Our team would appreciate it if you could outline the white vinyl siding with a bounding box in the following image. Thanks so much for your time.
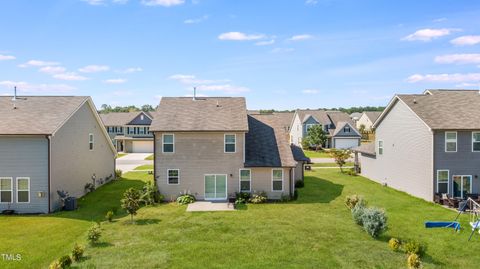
[239,169,251,192]
[162,134,174,153]
[445,132,457,152]
[16,177,30,203]
[472,132,480,152]
[224,134,236,153]
[167,169,179,185]
[436,170,449,194]
[272,169,283,191]
[0,177,13,203]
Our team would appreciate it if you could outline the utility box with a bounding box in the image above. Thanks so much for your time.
[64,197,78,211]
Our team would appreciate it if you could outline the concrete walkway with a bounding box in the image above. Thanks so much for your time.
[186,201,235,212]
[116,153,153,172]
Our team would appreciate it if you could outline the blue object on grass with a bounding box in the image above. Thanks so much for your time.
[425,221,460,231]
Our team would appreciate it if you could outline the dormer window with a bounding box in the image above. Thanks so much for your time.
[344,126,351,133]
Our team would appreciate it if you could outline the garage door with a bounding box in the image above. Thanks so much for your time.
[334,138,359,149]
[132,141,154,153]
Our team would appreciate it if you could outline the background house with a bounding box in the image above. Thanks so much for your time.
[356,111,382,131]
[0,96,116,213]
[100,111,154,153]
[355,89,480,202]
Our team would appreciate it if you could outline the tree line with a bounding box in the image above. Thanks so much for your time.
[99,104,156,114]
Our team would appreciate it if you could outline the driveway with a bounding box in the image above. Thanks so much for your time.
[116,153,152,172]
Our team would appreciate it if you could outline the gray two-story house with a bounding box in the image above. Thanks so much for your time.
[100,111,154,153]
[150,97,308,201]
[290,110,361,149]
[355,89,480,202]
[0,96,116,214]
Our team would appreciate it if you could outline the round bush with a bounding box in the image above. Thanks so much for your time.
[361,207,387,238]
[58,255,72,268]
[71,243,84,262]
[407,253,422,269]
[351,203,366,225]
[388,238,401,251]
[404,240,424,256]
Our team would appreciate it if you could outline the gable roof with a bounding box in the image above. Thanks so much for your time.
[363,111,382,123]
[375,89,480,130]
[332,121,362,137]
[297,110,331,125]
[245,114,297,167]
[326,111,355,126]
[100,111,152,126]
[150,97,249,132]
[350,112,362,120]
[0,96,89,135]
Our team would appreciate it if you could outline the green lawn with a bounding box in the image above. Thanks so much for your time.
[2,169,479,268]
[145,154,154,160]
[116,153,127,158]
[312,162,354,167]
[134,164,154,170]
[304,150,332,158]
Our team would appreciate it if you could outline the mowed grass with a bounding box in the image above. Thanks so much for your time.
[312,162,354,167]
[2,169,480,268]
[304,150,332,158]
[116,153,127,158]
[134,164,154,170]
[145,154,154,160]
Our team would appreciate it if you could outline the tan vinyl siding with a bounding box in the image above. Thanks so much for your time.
[50,102,115,211]
[359,100,434,201]
[356,113,374,131]
[289,113,303,146]
[250,167,292,199]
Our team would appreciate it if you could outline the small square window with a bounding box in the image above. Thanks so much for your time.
[168,169,179,184]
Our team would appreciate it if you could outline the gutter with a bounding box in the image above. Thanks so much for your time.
[46,135,52,213]
[153,132,157,186]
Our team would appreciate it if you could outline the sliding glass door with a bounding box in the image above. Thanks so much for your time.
[453,175,472,199]
[204,175,227,200]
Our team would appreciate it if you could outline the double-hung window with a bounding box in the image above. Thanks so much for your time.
[225,134,236,153]
[240,169,251,192]
[272,169,283,191]
[378,140,384,155]
[89,133,94,151]
[163,134,174,153]
[473,132,480,152]
[0,177,13,203]
[167,169,179,184]
[445,132,457,152]
[436,170,449,194]
[16,177,30,203]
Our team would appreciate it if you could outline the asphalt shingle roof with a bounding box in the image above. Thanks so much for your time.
[150,97,249,132]
[395,89,480,130]
[245,114,297,167]
[100,111,152,126]
[0,96,88,135]
[363,111,382,124]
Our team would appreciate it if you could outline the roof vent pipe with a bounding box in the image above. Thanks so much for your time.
[12,86,17,101]
[193,86,197,101]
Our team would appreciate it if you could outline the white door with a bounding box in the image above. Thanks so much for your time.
[132,141,154,153]
[334,138,359,149]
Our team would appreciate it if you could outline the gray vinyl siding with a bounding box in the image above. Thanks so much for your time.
[433,130,480,195]
[50,102,116,211]
[128,112,152,125]
[302,117,321,137]
[333,123,361,137]
[0,136,49,214]
[359,99,434,201]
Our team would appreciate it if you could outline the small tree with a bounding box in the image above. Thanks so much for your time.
[305,125,327,151]
[359,124,366,134]
[331,149,352,172]
[121,188,141,223]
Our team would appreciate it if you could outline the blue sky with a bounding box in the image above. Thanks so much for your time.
[1,0,479,110]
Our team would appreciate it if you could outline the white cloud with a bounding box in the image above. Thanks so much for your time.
[270,47,294,53]
[170,74,249,95]
[305,0,318,5]
[78,65,110,73]
[0,54,15,61]
[141,0,185,6]
[407,73,480,83]
[255,40,275,46]
[38,66,67,74]
[288,34,313,41]
[118,67,142,73]
[196,84,250,94]
[184,15,208,24]
[402,28,459,42]
[103,78,127,84]
[18,60,60,68]
[218,32,266,41]
[435,54,480,65]
[112,0,128,4]
[455,82,479,88]
[169,74,227,84]
[53,72,89,81]
[0,81,75,93]
[302,89,319,94]
[450,35,480,46]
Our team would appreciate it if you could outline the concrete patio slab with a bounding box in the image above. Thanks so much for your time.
[186,201,235,212]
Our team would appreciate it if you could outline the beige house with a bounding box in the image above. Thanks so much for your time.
[0,96,116,214]
[150,97,308,201]
[356,111,382,131]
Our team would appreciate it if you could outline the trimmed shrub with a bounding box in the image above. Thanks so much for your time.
[345,194,363,209]
[361,207,388,238]
[87,223,102,245]
[115,169,123,178]
[105,210,114,222]
[404,240,425,256]
[407,253,422,269]
[71,243,84,262]
[176,194,196,205]
[235,197,247,205]
[388,238,401,251]
[295,180,304,188]
[48,260,61,269]
[58,255,72,268]
[351,202,367,225]
[235,192,251,201]
[249,191,268,204]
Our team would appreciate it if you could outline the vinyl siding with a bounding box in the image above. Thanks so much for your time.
[128,112,152,125]
[0,136,49,214]
[433,130,480,195]
[289,113,303,146]
[359,100,434,201]
[50,102,115,211]
[302,117,321,137]
[356,113,374,131]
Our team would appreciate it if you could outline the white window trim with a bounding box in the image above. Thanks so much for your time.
[239,169,251,192]
[452,175,473,199]
[272,169,284,192]
[378,140,384,155]
[224,134,236,153]
[204,174,228,200]
[0,177,13,203]
[436,170,449,194]
[89,133,94,151]
[472,132,480,152]
[162,134,175,153]
[167,169,180,185]
[16,177,30,204]
[445,131,457,153]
